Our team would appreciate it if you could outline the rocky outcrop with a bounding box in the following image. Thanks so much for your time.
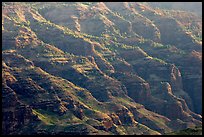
[112,72,151,103]
[145,82,202,126]
[2,84,39,135]
[109,113,122,125]
[116,107,137,125]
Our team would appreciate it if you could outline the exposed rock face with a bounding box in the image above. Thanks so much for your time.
[109,113,122,125]
[2,2,202,135]
[2,84,39,135]
[169,64,183,90]
[112,72,151,103]
[116,107,137,125]
[144,82,201,125]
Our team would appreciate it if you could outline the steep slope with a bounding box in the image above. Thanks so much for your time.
[147,2,202,17]
[166,126,202,135]
[2,2,202,135]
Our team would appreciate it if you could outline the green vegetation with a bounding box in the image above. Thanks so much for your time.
[152,57,167,64]
[32,109,56,125]
[32,109,83,126]
[166,127,202,135]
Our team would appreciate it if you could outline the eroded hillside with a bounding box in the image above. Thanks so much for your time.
[2,2,202,135]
